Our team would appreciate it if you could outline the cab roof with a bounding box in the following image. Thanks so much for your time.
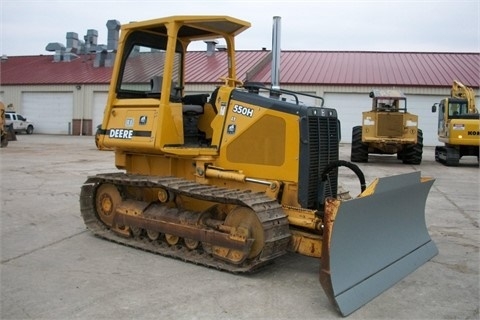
[369,89,406,100]
[123,15,251,41]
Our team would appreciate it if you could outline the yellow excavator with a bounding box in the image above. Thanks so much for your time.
[432,80,479,165]
[81,15,438,316]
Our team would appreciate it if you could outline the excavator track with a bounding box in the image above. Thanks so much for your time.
[80,172,291,273]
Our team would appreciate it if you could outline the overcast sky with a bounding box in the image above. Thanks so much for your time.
[1,0,479,56]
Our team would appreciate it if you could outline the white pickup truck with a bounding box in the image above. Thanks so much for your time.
[5,112,34,134]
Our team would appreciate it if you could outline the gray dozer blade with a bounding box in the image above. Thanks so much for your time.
[320,171,438,316]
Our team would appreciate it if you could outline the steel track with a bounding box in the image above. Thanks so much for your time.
[80,172,291,273]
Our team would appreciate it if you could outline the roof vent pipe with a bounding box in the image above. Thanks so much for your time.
[66,32,79,53]
[84,29,98,52]
[270,16,281,98]
[106,20,121,51]
[64,32,79,62]
[46,42,66,62]
[205,40,218,56]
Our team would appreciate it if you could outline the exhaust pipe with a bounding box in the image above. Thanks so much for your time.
[270,16,281,98]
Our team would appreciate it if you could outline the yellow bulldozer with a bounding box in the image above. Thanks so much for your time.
[81,15,437,316]
[351,89,423,164]
[431,80,479,166]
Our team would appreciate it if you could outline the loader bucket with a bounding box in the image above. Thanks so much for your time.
[320,171,437,316]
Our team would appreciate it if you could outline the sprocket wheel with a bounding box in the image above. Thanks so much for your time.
[212,206,265,264]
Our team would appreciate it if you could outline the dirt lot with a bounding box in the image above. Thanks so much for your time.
[1,134,478,319]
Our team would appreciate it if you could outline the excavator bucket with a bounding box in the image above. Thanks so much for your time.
[320,171,437,316]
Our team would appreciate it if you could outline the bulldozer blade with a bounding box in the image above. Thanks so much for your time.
[320,171,437,316]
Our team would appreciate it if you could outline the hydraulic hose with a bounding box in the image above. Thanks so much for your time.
[316,160,367,217]
[321,160,366,193]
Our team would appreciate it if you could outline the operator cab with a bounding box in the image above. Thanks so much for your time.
[369,89,407,112]
[96,16,254,154]
[432,98,480,120]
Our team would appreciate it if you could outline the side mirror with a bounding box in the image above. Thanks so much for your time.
[431,103,437,113]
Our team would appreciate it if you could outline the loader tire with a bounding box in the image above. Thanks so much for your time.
[0,134,8,148]
[402,129,423,165]
[350,126,368,163]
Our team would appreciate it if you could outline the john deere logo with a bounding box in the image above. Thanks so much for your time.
[109,129,133,139]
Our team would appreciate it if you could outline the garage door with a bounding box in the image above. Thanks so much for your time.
[324,93,371,143]
[92,92,108,130]
[22,92,73,134]
[405,95,444,146]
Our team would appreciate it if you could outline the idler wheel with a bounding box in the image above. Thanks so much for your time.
[95,184,121,227]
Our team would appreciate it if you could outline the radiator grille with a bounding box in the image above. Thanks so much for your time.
[377,113,404,137]
[304,116,339,208]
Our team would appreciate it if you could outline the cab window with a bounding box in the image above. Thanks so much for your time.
[117,31,183,101]
[448,102,468,116]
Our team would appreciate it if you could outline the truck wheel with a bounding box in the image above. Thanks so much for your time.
[351,126,368,162]
[26,125,34,134]
[403,129,423,164]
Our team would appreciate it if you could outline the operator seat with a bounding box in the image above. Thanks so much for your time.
[181,94,210,145]
[208,87,220,113]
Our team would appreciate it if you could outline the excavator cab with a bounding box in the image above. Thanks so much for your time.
[86,15,438,316]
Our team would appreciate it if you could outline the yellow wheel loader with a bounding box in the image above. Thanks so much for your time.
[351,90,423,164]
[431,80,480,166]
[81,16,437,316]
[0,102,8,147]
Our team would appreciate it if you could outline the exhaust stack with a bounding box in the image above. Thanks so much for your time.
[270,16,281,98]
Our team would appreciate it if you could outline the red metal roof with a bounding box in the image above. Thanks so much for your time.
[2,51,479,88]
[244,51,480,87]
[0,54,112,85]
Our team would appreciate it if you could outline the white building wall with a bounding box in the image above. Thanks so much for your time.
[1,83,478,144]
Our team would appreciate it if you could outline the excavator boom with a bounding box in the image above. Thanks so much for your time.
[452,80,477,114]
